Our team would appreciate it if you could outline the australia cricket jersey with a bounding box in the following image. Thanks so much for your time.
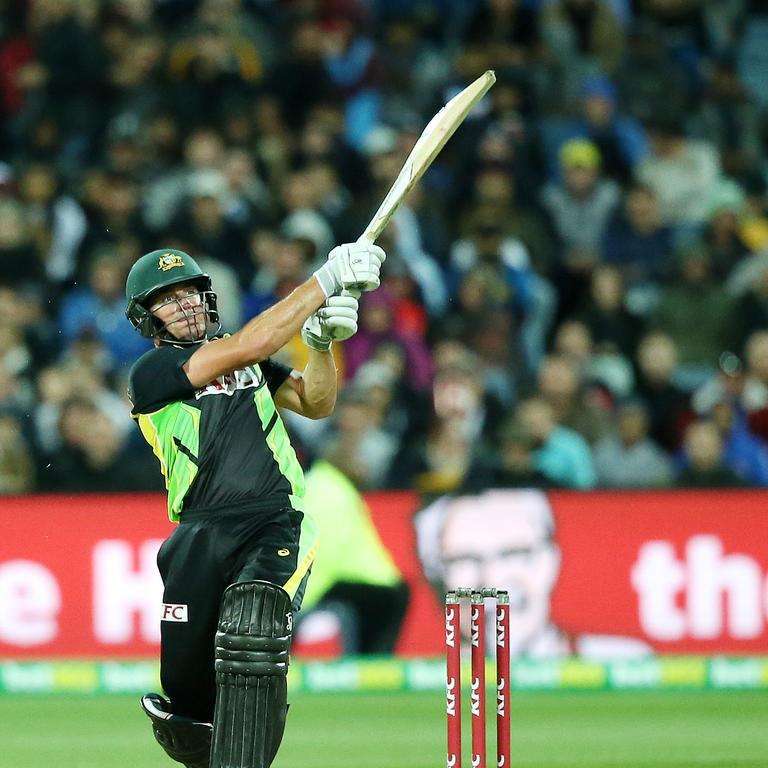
[128,344,305,522]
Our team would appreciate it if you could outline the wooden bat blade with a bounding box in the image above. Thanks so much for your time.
[359,70,496,245]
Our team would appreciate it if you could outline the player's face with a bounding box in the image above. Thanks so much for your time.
[150,282,207,341]
[440,492,560,651]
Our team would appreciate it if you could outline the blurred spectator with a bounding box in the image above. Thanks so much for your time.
[144,126,226,232]
[344,287,433,392]
[298,449,409,655]
[166,3,265,126]
[739,332,768,442]
[586,343,636,402]
[299,160,352,237]
[707,398,768,486]
[78,171,150,268]
[0,198,45,288]
[102,119,146,180]
[517,396,596,489]
[376,201,449,318]
[676,419,749,488]
[59,251,152,370]
[0,315,33,385]
[462,0,539,69]
[220,148,274,227]
[617,19,691,121]
[553,319,594,375]
[536,354,613,444]
[32,364,77,456]
[577,264,642,359]
[541,74,647,185]
[739,173,768,253]
[245,233,311,316]
[0,362,32,415]
[695,55,764,178]
[743,332,768,410]
[652,243,737,380]
[540,0,625,80]
[448,213,556,375]
[40,397,162,492]
[601,183,673,310]
[634,331,690,451]
[279,169,335,268]
[726,253,768,349]
[323,387,398,491]
[269,17,336,132]
[0,410,35,494]
[388,360,496,493]
[379,249,432,338]
[459,167,556,275]
[375,14,450,123]
[703,179,751,278]
[464,78,544,204]
[173,170,251,286]
[541,138,621,318]
[320,11,381,150]
[463,418,556,491]
[594,400,672,488]
[107,28,165,136]
[442,270,517,401]
[17,162,86,285]
[32,356,132,458]
[349,353,428,449]
[635,114,722,229]
[251,94,295,194]
[633,0,709,83]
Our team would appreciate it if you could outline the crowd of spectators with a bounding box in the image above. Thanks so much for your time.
[1,0,768,494]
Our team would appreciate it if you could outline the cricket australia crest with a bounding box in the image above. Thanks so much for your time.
[158,252,184,271]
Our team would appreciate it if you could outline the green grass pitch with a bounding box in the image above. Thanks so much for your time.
[2,690,767,768]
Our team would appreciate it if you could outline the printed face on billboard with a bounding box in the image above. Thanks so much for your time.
[415,488,656,658]
[437,490,560,652]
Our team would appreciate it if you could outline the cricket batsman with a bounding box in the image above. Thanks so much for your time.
[124,241,385,768]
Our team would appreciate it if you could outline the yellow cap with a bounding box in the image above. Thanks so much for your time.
[559,138,601,170]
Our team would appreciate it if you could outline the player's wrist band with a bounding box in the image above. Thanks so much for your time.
[302,332,332,352]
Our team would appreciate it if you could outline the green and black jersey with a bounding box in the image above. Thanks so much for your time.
[128,344,306,522]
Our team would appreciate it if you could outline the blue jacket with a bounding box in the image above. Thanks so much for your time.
[534,426,597,489]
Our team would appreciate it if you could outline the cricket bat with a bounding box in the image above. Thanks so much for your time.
[359,69,496,245]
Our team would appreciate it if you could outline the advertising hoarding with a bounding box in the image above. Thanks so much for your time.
[2,490,767,658]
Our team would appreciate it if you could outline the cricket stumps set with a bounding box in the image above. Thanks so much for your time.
[445,588,511,768]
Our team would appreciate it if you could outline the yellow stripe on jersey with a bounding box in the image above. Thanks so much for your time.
[282,510,319,599]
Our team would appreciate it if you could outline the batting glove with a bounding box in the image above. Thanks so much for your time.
[312,242,386,298]
[301,293,360,351]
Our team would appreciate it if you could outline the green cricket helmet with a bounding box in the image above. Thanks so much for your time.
[125,249,221,343]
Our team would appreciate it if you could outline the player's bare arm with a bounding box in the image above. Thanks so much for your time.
[273,349,338,419]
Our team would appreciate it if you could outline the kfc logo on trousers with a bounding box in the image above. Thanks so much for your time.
[161,603,188,622]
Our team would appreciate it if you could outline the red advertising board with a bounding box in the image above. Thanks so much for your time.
[1,490,767,658]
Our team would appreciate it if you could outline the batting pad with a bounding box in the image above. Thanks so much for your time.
[210,581,292,768]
